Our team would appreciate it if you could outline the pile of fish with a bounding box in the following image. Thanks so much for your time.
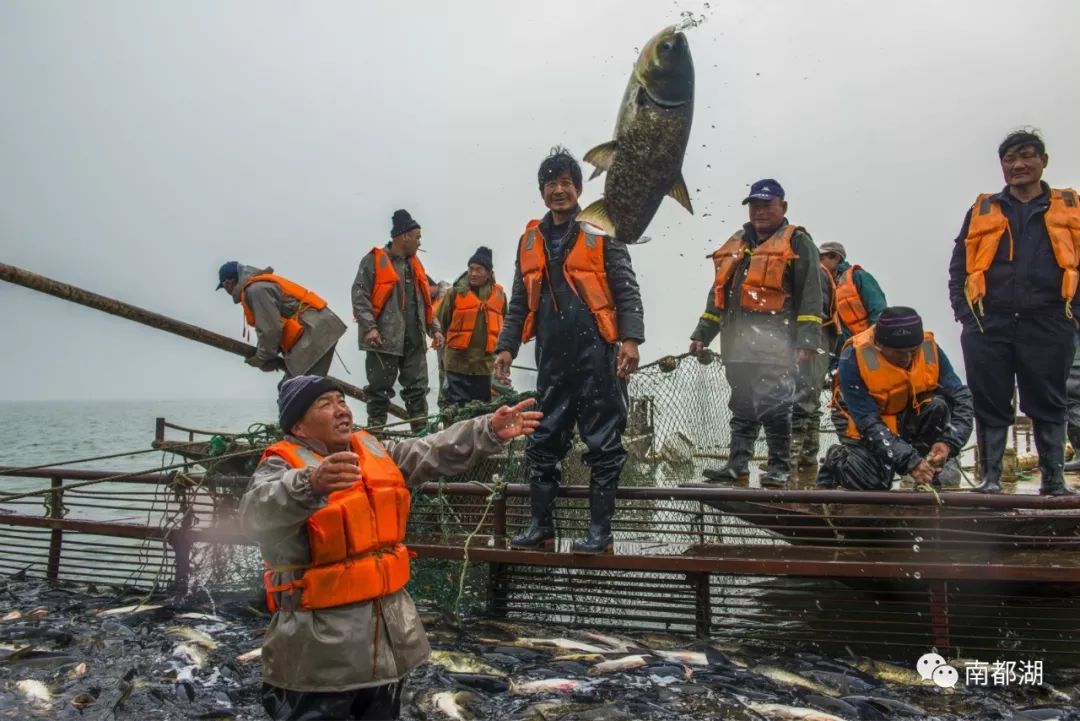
[2,576,1078,720]
[405,615,1080,721]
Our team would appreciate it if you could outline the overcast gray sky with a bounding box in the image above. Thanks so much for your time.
[2,1,1078,402]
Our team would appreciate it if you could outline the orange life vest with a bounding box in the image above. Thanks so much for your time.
[963,188,1080,314]
[834,265,871,334]
[446,283,506,353]
[709,225,801,313]
[518,220,618,344]
[241,274,328,352]
[821,263,839,331]
[369,247,434,326]
[259,431,411,612]
[837,328,940,441]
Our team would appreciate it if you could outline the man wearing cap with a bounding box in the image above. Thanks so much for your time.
[689,179,823,487]
[818,242,888,351]
[352,210,444,432]
[437,246,508,406]
[817,307,974,491]
[241,376,541,720]
[216,261,346,377]
[495,147,644,555]
[948,129,1080,495]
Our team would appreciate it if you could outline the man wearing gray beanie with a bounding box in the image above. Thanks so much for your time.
[241,375,541,720]
[817,307,973,491]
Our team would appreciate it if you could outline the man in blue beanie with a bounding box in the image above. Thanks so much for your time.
[217,261,346,377]
[436,246,507,406]
[242,375,541,720]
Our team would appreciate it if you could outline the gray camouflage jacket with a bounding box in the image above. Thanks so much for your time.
[351,246,438,357]
[239,415,507,692]
[231,264,347,375]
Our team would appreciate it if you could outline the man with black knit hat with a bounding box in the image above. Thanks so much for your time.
[495,146,645,554]
[817,307,974,491]
[241,375,541,720]
[949,129,1080,495]
[436,246,507,406]
[352,209,444,432]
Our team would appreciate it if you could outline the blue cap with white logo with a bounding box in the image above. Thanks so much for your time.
[742,179,786,205]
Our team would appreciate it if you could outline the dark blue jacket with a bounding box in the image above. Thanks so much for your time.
[838,342,974,473]
[948,182,1079,321]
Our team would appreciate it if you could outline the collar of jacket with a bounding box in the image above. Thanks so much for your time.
[283,433,335,457]
[230,264,271,303]
[539,207,581,241]
[741,218,791,248]
[453,271,493,296]
[994,180,1051,208]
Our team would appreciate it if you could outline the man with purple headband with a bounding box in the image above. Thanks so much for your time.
[817,307,974,491]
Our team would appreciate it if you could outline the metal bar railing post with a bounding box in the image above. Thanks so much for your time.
[45,476,64,581]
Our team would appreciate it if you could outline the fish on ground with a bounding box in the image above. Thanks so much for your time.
[579,25,695,244]
[652,649,712,666]
[753,665,839,697]
[513,637,613,654]
[236,647,262,663]
[97,603,164,616]
[166,625,218,650]
[840,695,926,717]
[849,657,929,686]
[430,690,480,720]
[588,654,652,675]
[512,677,592,695]
[447,673,510,694]
[429,650,507,676]
[173,642,208,669]
[746,702,845,721]
[15,679,51,708]
[580,630,638,653]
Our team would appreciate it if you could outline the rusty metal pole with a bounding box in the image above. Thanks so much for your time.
[693,572,712,638]
[929,580,950,655]
[45,476,64,581]
[155,417,166,444]
[0,261,404,418]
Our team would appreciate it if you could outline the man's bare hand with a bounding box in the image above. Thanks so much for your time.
[310,452,361,495]
[689,340,705,355]
[490,398,543,440]
[363,328,382,348]
[927,442,951,467]
[494,351,512,384]
[910,459,936,485]
[794,348,815,363]
[431,331,445,351]
[617,340,640,379]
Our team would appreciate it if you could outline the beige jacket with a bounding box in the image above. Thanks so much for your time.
[239,415,507,692]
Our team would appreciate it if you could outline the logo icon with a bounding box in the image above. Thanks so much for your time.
[917,652,959,688]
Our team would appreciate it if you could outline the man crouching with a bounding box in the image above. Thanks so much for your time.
[240,375,541,720]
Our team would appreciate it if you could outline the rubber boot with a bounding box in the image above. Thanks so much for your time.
[406,402,429,434]
[704,435,755,483]
[797,424,821,470]
[1034,422,1078,496]
[761,428,792,488]
[1065,425,1080,472]
[816,444,846,489]
[973,426,1009,494]
[788,418,805,472]
[510,471,559,549]
[572,484,615,554]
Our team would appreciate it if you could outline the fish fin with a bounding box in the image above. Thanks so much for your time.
[668,174,694,214]
[576,200,614,236]
[583,141,617,179]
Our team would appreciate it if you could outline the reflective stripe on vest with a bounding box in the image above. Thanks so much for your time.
[240,274,328,352]
[838,328,940,441]
[710,225,801,313]
[963,188,1080,312]
[834,265,871,335]
[369,247,434,326]
[517,220,619,344]
[258,431,411,612]
[446,283,506,353]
